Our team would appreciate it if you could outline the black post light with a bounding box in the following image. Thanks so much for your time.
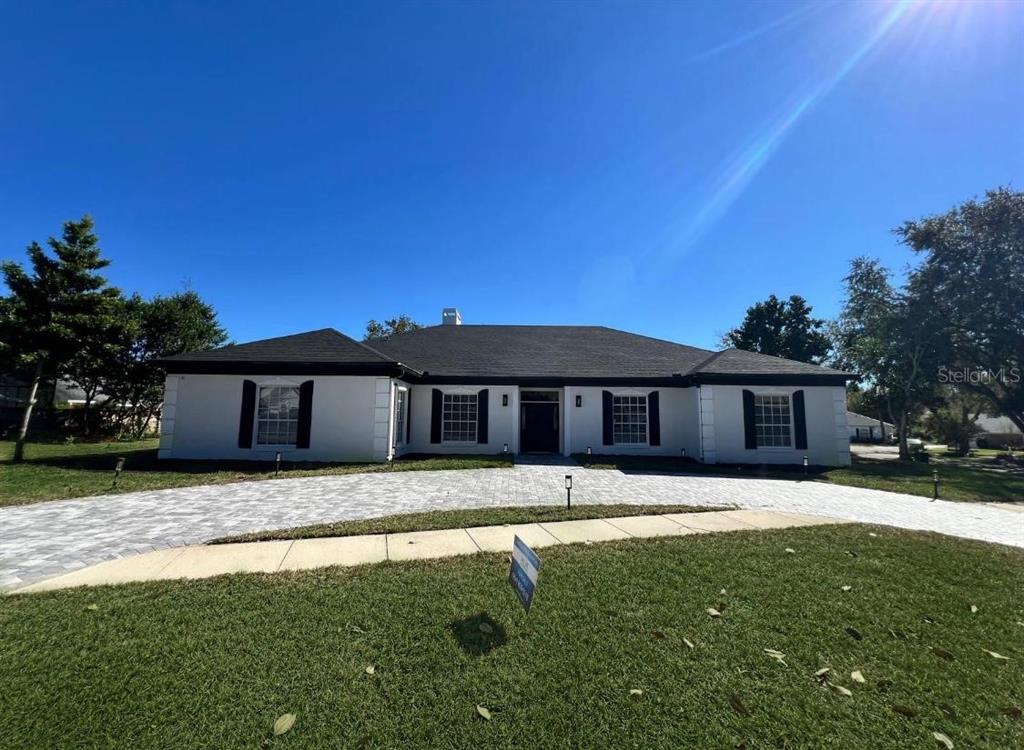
[933,470,940,500]
[586,446,592,467]
[113,457,126,487]
[803,455,809,475]
[275,451,282,477]
[565,474,572,509]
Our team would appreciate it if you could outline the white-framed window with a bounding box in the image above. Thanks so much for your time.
[442,392,477,443]
[394,388,407,445]
[613,394,648,444]
[754,393,792,448]
[257,385,300,446]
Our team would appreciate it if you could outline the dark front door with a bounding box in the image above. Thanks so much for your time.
[521,402,559,453]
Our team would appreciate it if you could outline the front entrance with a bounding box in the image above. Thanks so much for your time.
[520,391,560,453]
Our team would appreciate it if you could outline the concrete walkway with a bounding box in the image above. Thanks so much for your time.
[13,509,844,593]
[3,463,1022,591]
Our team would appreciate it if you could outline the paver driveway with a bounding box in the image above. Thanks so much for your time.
[3,463,1022,589]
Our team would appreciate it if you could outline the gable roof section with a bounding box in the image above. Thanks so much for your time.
[160,328,407,376]
[162,324,854,383]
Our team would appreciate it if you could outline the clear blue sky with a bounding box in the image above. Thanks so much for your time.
[2,1,1021,349]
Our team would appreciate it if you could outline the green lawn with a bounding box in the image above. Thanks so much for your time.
[3,525,1021,748]
[825,459,1023,503]
[578,454,1024,503]
[213,503,725,544]
[0,440,512,508]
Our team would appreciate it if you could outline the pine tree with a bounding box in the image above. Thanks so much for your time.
[0,215,121,461]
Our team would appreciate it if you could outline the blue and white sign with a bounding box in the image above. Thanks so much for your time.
[508,535,541,613]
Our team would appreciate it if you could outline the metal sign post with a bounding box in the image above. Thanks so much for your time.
[508,535,540,613]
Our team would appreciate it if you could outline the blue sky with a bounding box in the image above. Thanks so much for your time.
[2,0,1021,349]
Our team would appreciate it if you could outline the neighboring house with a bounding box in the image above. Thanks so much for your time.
[158,309,854,466]
[0,374,70,436]
[846,411,893,442]
[974,413,1023,449]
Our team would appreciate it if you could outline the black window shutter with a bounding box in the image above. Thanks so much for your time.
[477,389,489,444]
[602,390,614,445]
[742,389,757,450]
[296,380,314,449]
[405,388,413,444]
[793,390,808,450]
[430,388,442,444]
[648,391,661,446]
[238,380,257,449]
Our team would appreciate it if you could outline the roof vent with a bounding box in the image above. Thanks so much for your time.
[442,307,462,326]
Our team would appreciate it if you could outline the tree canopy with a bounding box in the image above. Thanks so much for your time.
[2,217,228,448]
[103,291,228,438]
[721,294,830,363]
[0,215,122,458]
[364,314,424,341]
[898,187,1024,432]
[831,258,945,458]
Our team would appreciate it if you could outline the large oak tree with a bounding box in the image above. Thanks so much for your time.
[832,258,944,459]
[899,187,1024,432]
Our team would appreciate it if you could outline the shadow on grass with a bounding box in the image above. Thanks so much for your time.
[5,448,513,476]
[2,446,363,475]
[449,612,507,656]
[573,454,829,482]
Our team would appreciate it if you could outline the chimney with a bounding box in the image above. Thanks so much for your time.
[442,307,462,326]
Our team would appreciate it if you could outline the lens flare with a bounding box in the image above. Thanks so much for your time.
[670,0,919,253]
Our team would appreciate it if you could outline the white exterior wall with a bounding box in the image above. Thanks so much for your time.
[159,375,851,467]
[704,384,851,466]
[401,384,517,456]
[159,373,383,462]
[564,386,701,457]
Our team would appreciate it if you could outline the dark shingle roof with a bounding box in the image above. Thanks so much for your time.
[847,411,893,428]
[164,324,853,382]
[370,325,714,379]
[690,348,850,378]
[162,328,393,364]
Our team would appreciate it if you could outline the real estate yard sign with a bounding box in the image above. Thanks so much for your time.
[508,535,540,613]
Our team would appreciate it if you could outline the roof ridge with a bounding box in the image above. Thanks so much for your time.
[204,327,338,352]
[687,348,729,375]
[325,328,397,363]
[594,326,717,356]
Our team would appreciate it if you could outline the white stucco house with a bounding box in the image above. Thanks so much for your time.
[157,309,854,466]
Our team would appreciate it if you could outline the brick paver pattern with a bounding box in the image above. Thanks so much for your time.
[3,463,1022,589]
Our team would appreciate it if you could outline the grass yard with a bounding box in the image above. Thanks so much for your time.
[2,525,1022,749]
[0,440,512,508]
[825,459,1023,503]
[578,454,1024,503]
[212,503,725,543]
